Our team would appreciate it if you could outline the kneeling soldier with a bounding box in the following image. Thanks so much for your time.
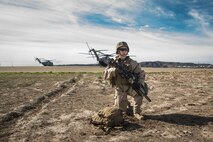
[104,41,146,120]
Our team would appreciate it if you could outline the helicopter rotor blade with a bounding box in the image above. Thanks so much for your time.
[79,52,90,55]
[34,57,38,61]
[90,52,95,59]
[95,50,108,52]
[48,59,56,62]
[86,42,95,58]
[86,42,91,51]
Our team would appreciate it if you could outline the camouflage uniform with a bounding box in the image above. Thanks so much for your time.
[104,42,145,116]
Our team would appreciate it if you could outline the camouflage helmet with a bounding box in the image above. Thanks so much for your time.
[116,41,129,54]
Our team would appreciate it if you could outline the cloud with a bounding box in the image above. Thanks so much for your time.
[151,6,175,17]
[188,9,213,37]
[0,0,213,66]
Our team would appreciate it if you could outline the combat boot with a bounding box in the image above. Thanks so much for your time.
[134,113,144,120]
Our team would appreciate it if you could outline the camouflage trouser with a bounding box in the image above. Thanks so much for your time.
[114,89,143,115]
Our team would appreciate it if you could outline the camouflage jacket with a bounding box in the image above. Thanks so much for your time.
[103,56,145,92]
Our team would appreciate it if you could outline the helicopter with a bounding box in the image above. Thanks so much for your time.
[81,42,136,67]
[35,57,54,66]
[80,42,115,67]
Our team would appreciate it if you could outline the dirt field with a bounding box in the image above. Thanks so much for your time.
[0,67,213,142]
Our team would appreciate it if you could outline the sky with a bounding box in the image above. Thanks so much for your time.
[0,0,213,66]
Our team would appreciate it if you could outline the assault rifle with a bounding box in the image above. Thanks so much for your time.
[109,59,151,102]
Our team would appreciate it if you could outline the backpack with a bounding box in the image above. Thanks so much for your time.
[91,107,124,127]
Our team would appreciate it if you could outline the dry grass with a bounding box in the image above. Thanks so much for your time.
[0,67,212,142]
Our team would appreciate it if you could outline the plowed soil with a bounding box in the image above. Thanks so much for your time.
[0,67,212,142]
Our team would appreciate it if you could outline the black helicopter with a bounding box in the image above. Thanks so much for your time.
[80,42,115,67]
[35,57,54,66]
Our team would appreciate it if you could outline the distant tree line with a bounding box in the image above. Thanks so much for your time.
[140,61,213,68]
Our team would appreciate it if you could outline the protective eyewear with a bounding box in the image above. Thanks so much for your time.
[119,48,128,51]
